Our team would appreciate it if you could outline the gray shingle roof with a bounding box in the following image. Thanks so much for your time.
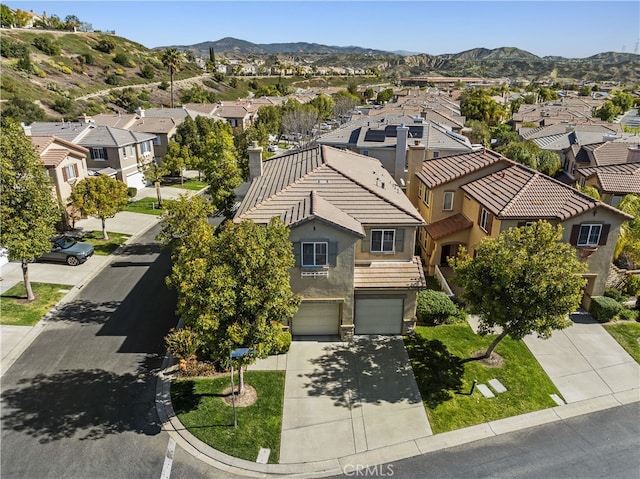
[27,122,155,147]
[235,145,424,226]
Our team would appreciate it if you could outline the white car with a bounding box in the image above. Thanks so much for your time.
[268,145,278,152]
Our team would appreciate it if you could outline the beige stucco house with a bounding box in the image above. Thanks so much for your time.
[234,144,426,339]
[406,146,632,308]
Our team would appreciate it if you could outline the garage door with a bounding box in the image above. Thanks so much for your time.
[292,302,340,336]
[125,171,146,190]
[355,298,403,335]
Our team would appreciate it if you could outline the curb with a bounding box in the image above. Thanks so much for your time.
[154,356,640,478]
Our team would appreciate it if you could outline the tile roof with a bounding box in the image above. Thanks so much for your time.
[30,135,89,167]
[235,145,424,226]
[425,213,473,240]
[280,191,365,236]
[583,142,640,166]
[578,163,640,194]
[415,148,507,187]
[354,257,426,290]
[461,164,603,220]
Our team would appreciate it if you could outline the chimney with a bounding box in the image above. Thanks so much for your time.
[627,145,640,163]
[248,141,263,180]
[395,123,409,186]
[407,140,426,204]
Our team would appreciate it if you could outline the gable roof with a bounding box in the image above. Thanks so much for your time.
[581,142,640,166]
[461,163,631,221]
[578,163,640,194]
[27,122,156,147]
[30,135,89,168]
[415,148,507,188]
[235,145,424,226]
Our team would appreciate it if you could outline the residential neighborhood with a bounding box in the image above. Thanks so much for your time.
[1,3,639,479]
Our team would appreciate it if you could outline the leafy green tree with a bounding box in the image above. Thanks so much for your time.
[577,184,601,200]
[179,85,216,103]
[611,90,634,112]
[255,105,282,136]
[64,15,81,31]
[167,217,300,393]
[363,88,375,102]
[497,140,538,169]
[578,85,592,97]
[465,120,491,146]
[0,120,60,300]
[70,176,129,240]
[615,194,640,265]
[162,141,193,185]
[376,88,394,104]
[0,4,14,26]
[537,87,559,102]
[451,221,587,360]
[139,158,169,208]
[157,194,213,252]
[491,124,519,147]
[594,101,621,121]
[459,88,505,125]
[161,48,184,108]
[0,97,48,125]
[309,94,335,121]
[200,122,242,214]
[535,149,561,177]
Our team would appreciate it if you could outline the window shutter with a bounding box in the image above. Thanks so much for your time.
[328,242,338,266]
[486,213,493,235]
[598,224,610,246]
[569,225,580,246]
[293,242,301,267]
[394,229,405,252]
[478,208,483,225]
[361,233,370,253]
[62,167,68,181]
[73,164,79,177]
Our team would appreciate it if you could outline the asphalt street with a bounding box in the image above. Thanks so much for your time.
[0,225,243,479]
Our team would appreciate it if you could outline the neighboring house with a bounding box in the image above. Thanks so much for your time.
[564,140,640,180]
[30,135,89,205]
[234,144,426,339]
[576,161,640,206]
[212,102,254,131]
[405,146,632,308]
[317,115,476,186]
[25,121,157,189]
[512,98,606,131]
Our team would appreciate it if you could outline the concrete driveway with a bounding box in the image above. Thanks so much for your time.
[278,336,432,463]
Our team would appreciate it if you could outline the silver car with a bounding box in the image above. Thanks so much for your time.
[39,236,94,266]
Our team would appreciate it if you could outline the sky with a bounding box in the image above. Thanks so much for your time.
[5,1,640,58]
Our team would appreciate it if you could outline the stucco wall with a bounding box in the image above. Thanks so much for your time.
[356,226,415,262]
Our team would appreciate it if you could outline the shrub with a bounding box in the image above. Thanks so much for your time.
[78,53,94,65]
[94,38,115,53]
[625,275,640,296]
[139,64,155,79]
[416,290,462,325]
[616,308,639,321]
[604,287,628,303]
[0,39,28,58]
[158,81,169,90]
[113,52,135,68]
[105,73,121,85]
[126,187,137,198]
[52,97,75,114]
[33,36,61,56]
[165,327,202,371]
[590,296,623,323]
[271,331,292,355]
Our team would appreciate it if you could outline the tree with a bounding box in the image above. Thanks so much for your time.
[139,158,169,207]
[465,120,491,146]
[594,101,621,121]
[610,90,634,112]
[451,221,587,360]
[0,97,48,126]
[167,217,300,394]
[200,122,242,214]
[376,88,394,104]
[161,48,184,108]
[0,4,14,26]
[535,149,561,177]
[332,90,359,120]
[70,176,129,240]
[255,105,282,136]
[615,194,640,266]
[460,88,505,125]
[0,120,60,301]
[309,94,335,121]
[162,141,193,185]
[497,140,560,176]
[281,103,320,148]
[157,194,213,252]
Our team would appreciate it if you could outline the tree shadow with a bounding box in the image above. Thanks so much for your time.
[1,357,162,443]
[302,336,425,408]
[48,299,122,325]
[404,335,465,409]
[112,242,162,256]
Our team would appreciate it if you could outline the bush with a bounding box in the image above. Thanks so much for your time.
[625,275,640,296]
[94,39,115,53]
[105,73,121,85]
[271,331,292,355]
[616,308,639,321]
[78,53,94,65]
[158,81,169,91]
[113,52,135,68]
[139,64,155,79]
[126,187,137,198]
[604,287,628,303]
[165,327,201,363]
[0,39,28,58]
[416,290,463,325]
[33,36,61,56]
[590,296,623,323]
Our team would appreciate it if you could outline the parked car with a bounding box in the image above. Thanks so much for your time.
[267,144,278,152]
[39,236,94,266]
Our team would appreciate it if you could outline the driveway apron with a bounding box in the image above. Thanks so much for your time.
[279,336,432,463]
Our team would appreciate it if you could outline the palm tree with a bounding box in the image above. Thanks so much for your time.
[161,48,184,108]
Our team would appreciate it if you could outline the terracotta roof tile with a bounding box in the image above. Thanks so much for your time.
[425,213,473,240]
[415,149,507,187]
[354,257,426,289]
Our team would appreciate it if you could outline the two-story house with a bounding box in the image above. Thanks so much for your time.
[575,161,640,207]
[405,145,632,308]
[234,144,426,340]
[25,121,157,189]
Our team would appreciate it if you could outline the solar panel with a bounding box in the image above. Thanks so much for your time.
[364,129,386,142]
[384,125,398,137]
[408,126,424,138]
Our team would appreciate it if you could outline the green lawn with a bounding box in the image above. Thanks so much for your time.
[82,231,131,255]
[0,282,72,326]
[125,197,174,215]
[171,371,285,463]
[405,324,561,434]
[604,321,640,364]
[168,179,208,191]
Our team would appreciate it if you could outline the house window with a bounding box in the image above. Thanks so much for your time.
[302,242,327,267]
[611,195,623,207]
[362,150,369,156]
[443,191,454,211]
[91,148,106,160]
[433,151,439,159]
[153,136,161,146]
[479,208,490,232]
[228,119,238,127]
[419,183,430,206]
[121,146,127,158]
[577,224,602,246]
[63,164,77,181]
[371,229,395,252]
[140,141,151,155]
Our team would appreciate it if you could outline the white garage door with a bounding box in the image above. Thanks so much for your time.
[355,298,403,335]
[125,171,146,190]
[292,302,340,336]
